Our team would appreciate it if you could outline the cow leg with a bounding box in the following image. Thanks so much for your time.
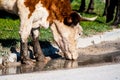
[79,0,86,12]
[19,20,33,65]
[103,0,110,16]
[17,0,34,64]
[112,0,120,26]
[106,0,117,23]
[31,28,45,62]
[86,0,94,13]
[20,40,29,64]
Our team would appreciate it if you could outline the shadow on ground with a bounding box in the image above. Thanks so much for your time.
[0,39,19,47]
[0,39,61,59]
[0,10,19,19]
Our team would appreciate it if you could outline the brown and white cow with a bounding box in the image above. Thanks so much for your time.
[0,0,97,64]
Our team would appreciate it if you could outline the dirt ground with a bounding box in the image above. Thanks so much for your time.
[0,40,120,65]
[78,40,120,55]
[0,39,120,75]
[76,39,120,66]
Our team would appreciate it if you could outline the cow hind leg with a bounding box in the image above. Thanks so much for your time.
[79,0,86,12]
[20,40,32,64]
[86,0,95,13]
[112,1,120,26]
[19,21,34,65]
[31,28,45,62]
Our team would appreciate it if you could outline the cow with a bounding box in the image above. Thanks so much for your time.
[0,0,97,65]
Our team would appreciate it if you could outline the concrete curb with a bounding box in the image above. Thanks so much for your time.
[77,29,120,48]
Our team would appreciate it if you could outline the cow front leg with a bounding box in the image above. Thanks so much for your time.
[31,28,45,62]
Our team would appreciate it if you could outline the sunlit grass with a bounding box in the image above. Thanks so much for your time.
[0,18,53,41]
[0,18,19,39]
[71,0,112,36]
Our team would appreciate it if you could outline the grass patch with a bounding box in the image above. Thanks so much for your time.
[0,18,53,41]
[71,0,112,36]
[40,28,53,41]
[80,14,111,36]
[0,18,19,39]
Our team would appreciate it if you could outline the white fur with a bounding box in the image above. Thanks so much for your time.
[0,0,17,14]
[32,2,49,29]
[0,0,49,41]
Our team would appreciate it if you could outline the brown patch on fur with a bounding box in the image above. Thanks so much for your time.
[24,0,40,18]
[41,0,72,23]
[0,0,2,6]
[24,0,72,23]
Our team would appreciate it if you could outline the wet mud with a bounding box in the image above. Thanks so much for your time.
[0,40,120,75]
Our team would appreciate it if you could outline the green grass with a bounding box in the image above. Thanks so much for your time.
[0,0,113,41]
[80,14,111,36]
[71,0,112,36]
[40,28,53,41]
[0,18,53,41]
[0,18,19,39]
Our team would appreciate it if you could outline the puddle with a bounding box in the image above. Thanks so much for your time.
[0,51,120,75]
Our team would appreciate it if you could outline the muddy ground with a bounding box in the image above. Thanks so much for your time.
[78,40,120,55]
[0,40,120,75]
[77,39,120,66]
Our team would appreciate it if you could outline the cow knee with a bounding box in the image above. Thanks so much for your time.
[31,29,39,39]
[19,30,30,42]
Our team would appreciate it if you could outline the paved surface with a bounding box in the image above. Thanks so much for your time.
[1,63,120,80]
[77,29,120,48]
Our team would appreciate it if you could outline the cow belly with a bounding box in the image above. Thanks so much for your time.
[0,0,17,14]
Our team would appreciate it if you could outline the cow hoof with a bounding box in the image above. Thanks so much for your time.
[36,57,51,64]
[21,59,35,65]
[44,57,51,64]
